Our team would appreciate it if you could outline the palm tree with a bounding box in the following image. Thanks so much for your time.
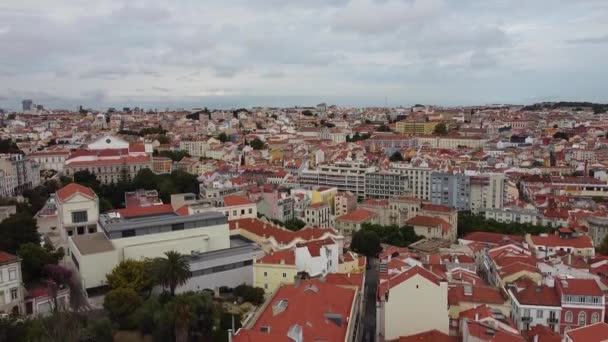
[155,251,191,296]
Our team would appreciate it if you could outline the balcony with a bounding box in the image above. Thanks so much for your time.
[547,317,559,324]
[521,316,533,323]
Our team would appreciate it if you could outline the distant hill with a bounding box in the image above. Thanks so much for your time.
[521,101,607,113]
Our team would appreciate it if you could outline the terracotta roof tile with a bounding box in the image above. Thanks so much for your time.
[56,183,97,202]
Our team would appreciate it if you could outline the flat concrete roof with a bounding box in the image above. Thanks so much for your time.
[99,210,227,232]
[71,232,115,255]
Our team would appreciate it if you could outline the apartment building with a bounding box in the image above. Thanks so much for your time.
[364,171,409,198]
[0,153,40,196]
[221,195,257,221]
[300,162,376,198]
[417,136,487,149]
[470,173,505,214]
[483,207,540,225]
[304,203,331,228]
[27,149,70,171]
[395,121,439,135]
[0,252,23,315]
[334,191,357,217]
[430,172,471,211]
[389,162,432,200]
[179,139,208,157]
[509,284,561,333]
[335,209,378,236]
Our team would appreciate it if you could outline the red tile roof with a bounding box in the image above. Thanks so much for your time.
[566,322,608,342]
[324,273,364,289]
[465,320,524,342]
[223,195,254,206]
[0,251,18,265]
[257,249,296,265]
[378,266,443,296]
[336,208,377,222]
[56,183,97,202]
[405,215,451,233]
[360,198,389,207]
[234,280,356,342]
[393,329,457,342]
[461,232,524,245]
[448,285,506,305]
[511,285,560,307]
[421,204,455,213]
[557,278,603,296]
[229,218,338,246]
[459,305,493,321]
[530,234,593,249]
[113,204,174,218]
[524,325,562,342]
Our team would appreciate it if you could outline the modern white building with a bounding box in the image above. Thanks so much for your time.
[68,206,262,293]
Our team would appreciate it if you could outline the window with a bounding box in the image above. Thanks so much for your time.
[232,210,237,216]
[171,223,184,231]
[71,210,88,223]
[0,291,4,305]
[77,226,84,235]
[241,209,245,215]
[8,268,17,281]
[283,273,287,278]
[249,208,253,214]
[536,310,544,319]
[264,272,268,277]
[592,312,600,324]
[10,288,18,301]
[264,284,268,290]
[524,309,531,317]
[565,311,573,323]
[578,312,586,326]
[88,226,96,234]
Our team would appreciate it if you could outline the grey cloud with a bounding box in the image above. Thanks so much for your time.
[567,34,608,44]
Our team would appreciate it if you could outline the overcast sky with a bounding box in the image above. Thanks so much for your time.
[1,0,607,110]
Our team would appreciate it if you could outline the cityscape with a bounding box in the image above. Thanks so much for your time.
[2,1,608,342]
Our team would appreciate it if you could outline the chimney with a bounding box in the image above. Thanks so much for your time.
[568,253,572,265]
[235,221,239,229]
[474,313,479,321]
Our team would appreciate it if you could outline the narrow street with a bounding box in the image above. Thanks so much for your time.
[361,257,378,342]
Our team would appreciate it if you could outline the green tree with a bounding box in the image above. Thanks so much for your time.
[106,259,155,294]
[433,122,448,135]
[99,198,113,213]
[0,213,40,254]
[217,132,229,143]
[301,110,313,116]
[457,211,552,237]
[131,168,158,190]
[284,218,306,231]
[104,288,142,329]
[389,151,404,162]
[0,138,23,154]
[351,229,382,257]
[250,138,265,150]
[73,170,100,191]
[17,243,63,284]
[233,284,265,305]
[157,135,170,144]
[152,251,192,296]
